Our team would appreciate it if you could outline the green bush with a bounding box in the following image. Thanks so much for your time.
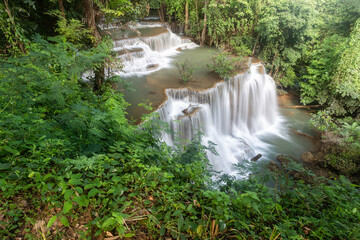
[207,52,236,79]
[176,59,194,84]
[311,111,360,175]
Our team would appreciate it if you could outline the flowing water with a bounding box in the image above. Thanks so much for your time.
[109,22,315,176]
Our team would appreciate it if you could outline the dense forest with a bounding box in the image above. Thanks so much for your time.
[0,0,359,239]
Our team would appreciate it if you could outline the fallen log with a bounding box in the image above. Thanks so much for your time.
[281,105,321,109]
[290,128,315,139]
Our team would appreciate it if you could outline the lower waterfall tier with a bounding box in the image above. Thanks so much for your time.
[158,63,283,175]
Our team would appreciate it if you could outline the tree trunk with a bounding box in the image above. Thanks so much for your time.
[201,0,208,44]
[58,0,65,17]
[3,0,25,54]
[93,67,105,92]
[81,0,104,92]
[185,0,189,32]
[252,35,259,55]
[158,2,165,22]
[81,0,101,44]
[195,0,199,33]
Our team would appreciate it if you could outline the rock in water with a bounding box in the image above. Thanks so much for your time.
[251,154,262,162]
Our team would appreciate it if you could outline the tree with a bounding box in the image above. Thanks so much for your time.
[256,0,317,81]
[300,35,346,105]
[330,18,360,116]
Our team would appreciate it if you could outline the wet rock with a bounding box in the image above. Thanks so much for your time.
[251,154,262,162]
[146,64,159,70]
[176,47,182,51]
[116,47,143,55]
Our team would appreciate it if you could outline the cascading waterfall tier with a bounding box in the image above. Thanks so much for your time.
[83,23,197,80]
[158,63,283,175]
[113,29,197,76]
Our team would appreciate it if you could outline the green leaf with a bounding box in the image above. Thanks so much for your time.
[0,163,12,170]
[275,203,283,212]
[178,215,184,231]
[239,220,249,231]
[160,225,166,236]
[172,209,182,216]
[64,189,75,200]
[112,176,122,183]
[63,201,73,214]
[75,187,83,194]
[124,233,135,237]
[3,146,20,156]
[84,183,97,190]
[102,217,116,229]
[47,216,57,229]
[74,195,89,207]
[196,225,204,236]
[0,179,7,188]
[88,188,101,198]
[28,171,36,179]
[60,216,70,227]
[69,178,83,186]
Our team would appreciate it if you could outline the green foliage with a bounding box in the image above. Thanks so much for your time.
[206,0,255,47]
[300,35,346,105]
[301,18,360,116]
[278,66,297,89]
[99,0,149,22]
[176,59,194,84]
[256,0,317,82]
[55,16,93,44]
[331,18,360,116]
[0,1,31,55]
[229,35,253,56]
[310,111,360,175]
[0,36,126,163]
[207,52,236,79]
[320,0,360,36]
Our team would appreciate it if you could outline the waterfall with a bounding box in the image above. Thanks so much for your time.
[105,22,288,176]
[158,63,282,175]
[113,30,197,76]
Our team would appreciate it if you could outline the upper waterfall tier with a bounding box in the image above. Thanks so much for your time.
[112,29,197,76]
[158,63,283,175]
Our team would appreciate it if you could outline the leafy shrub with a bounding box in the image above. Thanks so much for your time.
[229,35,253,56]
[207,52,236,79]
[176,59,194,84]
[311,111,360,175]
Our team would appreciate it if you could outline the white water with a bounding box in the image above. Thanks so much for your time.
[83,23,197,80]
[158,63,284,175]
[113,29,197,77]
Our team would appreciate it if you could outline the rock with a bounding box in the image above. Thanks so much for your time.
[251,154,262,162]
[302,152,314,163]
[276,154,295,166]
[176,47,182,51]
[267,161,279,172]
[146,63,159,70]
